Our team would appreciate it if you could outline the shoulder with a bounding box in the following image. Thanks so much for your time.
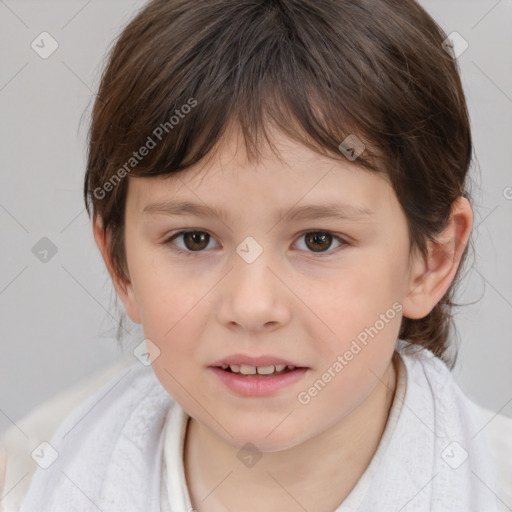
[472,402,512,510]
[396,340,512,510]
[0,356,164,512]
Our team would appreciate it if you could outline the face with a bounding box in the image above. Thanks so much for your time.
[117,125,418,452]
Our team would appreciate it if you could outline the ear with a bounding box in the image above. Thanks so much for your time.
[402,196,473,320]
[93,216,141,324]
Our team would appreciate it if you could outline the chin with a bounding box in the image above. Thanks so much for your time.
[211,417,309,453]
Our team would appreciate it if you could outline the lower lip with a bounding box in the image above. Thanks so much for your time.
[209,367,308,397]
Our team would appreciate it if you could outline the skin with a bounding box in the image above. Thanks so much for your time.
[94,123,473,512]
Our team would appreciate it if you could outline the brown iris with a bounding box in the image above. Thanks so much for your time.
[304,232,333,252]
[182,231,210,251]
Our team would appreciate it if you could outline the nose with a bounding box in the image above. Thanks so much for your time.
[216,250,291,333]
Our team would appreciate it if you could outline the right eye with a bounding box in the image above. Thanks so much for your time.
[163,230,220,255]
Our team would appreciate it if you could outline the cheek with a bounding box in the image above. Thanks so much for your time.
[125,253,205,365]
[146,308,205,405]
[311,255,405,370]
[322,261,402,329]
[126,243,186,325]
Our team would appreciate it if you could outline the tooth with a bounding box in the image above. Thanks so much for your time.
[256,365,276,375]
[226,363,294,375]
[239,364,257,375]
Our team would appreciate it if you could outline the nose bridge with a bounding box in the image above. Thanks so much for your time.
[232,235,277,299]
[217,235,289,330]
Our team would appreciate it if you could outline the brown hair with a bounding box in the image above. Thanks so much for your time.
[84,0,474,368]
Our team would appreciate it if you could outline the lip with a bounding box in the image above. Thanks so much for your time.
[209,353,305,368]
[209,366,308,397]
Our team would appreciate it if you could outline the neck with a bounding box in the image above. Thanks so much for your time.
[184,353,399,512]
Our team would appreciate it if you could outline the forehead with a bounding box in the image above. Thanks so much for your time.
[126,124,395,220]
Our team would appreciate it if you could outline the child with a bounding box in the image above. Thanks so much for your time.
[8,0,505,510]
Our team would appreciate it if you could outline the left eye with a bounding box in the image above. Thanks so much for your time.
[295,231,345,254]
[163,230,346,255]
[165,231,218,253]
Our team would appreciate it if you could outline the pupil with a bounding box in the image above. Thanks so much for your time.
[185,232,208,251]
[306,232,331,252]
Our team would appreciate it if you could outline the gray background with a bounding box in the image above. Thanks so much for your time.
[0,0,511,438]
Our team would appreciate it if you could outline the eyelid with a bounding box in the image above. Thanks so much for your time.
[162,229,349,257]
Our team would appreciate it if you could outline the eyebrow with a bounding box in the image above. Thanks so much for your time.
[142,200,375,223]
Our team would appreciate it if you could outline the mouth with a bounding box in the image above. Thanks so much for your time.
[216,363,302,377]
[209,363,309,397]
[208,354,309,396]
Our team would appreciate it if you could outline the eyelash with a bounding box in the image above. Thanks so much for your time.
[161,230,349,258]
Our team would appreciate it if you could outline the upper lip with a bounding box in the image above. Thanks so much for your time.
[209,354,306,368]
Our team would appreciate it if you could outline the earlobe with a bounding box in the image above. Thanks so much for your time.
[402,197,473,320]
[92,216,141,324]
